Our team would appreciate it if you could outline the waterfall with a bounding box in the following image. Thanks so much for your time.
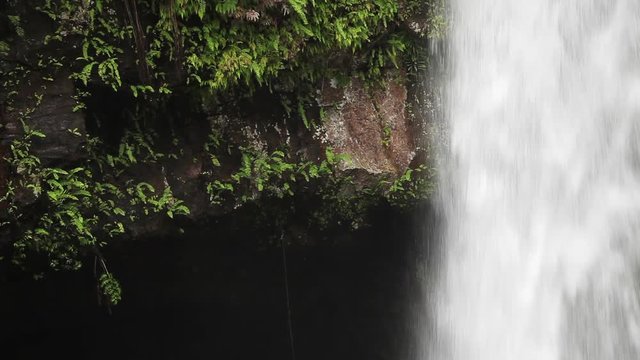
[433,0,640,359]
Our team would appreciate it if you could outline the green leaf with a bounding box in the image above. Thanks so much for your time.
[99,273,122,305]
[31,130,46,138]
[82,41,90,59]
[47,191,59,201]
[325,148,335,164]
[126,147,135,163]
[289,0,309,24]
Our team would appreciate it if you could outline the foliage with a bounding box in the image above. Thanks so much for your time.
[381,123,393,147]
[0,0,444,305]
[399,0,447,39]
[310,174,378,230]
[1,119,189,301]
[205,135,434,232]
[308,164,435,230]
[27,0,433,96]
[205,135,344,205]
[0,41,9,56]
[99,272,122,305]
[383,164,435,208]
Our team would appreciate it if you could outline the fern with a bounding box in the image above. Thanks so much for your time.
[99,273,122,305]
[289,0,308,23]
[214,0,238,15]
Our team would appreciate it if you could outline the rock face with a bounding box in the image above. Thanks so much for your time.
[0,67,422,241]
[320,76,414,176]
[1,72,86,164]
[0,71,86,223]
[166,72,418,224]
[0,1,433,249]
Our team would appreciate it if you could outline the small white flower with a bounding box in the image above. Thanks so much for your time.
[245,10,260,22]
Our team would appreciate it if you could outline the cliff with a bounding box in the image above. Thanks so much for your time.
[0,0,444,302]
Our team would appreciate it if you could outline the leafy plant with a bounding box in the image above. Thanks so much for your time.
[1,119,190,303]
[383,164,436,208]
[0,0,445,305]
[99,272,122,305]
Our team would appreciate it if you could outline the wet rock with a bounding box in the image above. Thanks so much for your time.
[320,73,414,176]
[3,72,86,164]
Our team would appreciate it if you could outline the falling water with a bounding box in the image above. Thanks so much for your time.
[434,0,640,359]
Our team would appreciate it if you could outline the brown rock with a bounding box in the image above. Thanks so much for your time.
[320,73,414,175]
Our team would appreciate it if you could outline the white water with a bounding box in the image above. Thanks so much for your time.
[434,0,640,359]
